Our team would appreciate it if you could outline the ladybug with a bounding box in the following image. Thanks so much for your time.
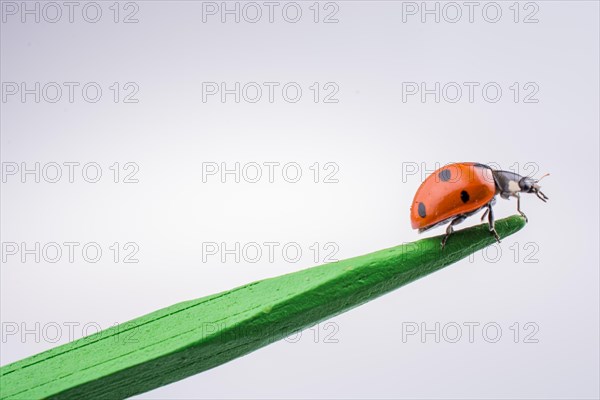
[410,162,549,248]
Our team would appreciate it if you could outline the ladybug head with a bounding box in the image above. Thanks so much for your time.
[519,174,549,202]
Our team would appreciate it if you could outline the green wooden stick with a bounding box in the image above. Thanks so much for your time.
[0,216,525,400]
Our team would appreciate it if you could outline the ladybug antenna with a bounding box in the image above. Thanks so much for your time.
[535,173,550,183]
[530,173,549,202]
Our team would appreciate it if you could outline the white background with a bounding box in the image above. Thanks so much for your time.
[1,1,599,398]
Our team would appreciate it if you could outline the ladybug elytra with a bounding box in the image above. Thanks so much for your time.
[410,162,549,248]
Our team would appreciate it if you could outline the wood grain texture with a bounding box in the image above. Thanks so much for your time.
[0,216,526,399]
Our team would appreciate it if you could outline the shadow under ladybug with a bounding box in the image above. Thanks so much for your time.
[410,163,549,249]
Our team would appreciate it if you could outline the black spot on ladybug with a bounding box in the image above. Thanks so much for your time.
[439,169,451,182]
[460,190,470,203]
[418,202,426,218]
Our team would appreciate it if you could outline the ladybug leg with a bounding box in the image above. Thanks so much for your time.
[486,204,501,243]
[514,193,528,222]
[482,197,497,221]
[441,215,467,249]
[480,207,489,222]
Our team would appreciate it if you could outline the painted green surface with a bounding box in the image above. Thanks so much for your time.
[0,216,525,399]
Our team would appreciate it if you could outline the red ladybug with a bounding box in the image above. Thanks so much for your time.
[410,162,549,248]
